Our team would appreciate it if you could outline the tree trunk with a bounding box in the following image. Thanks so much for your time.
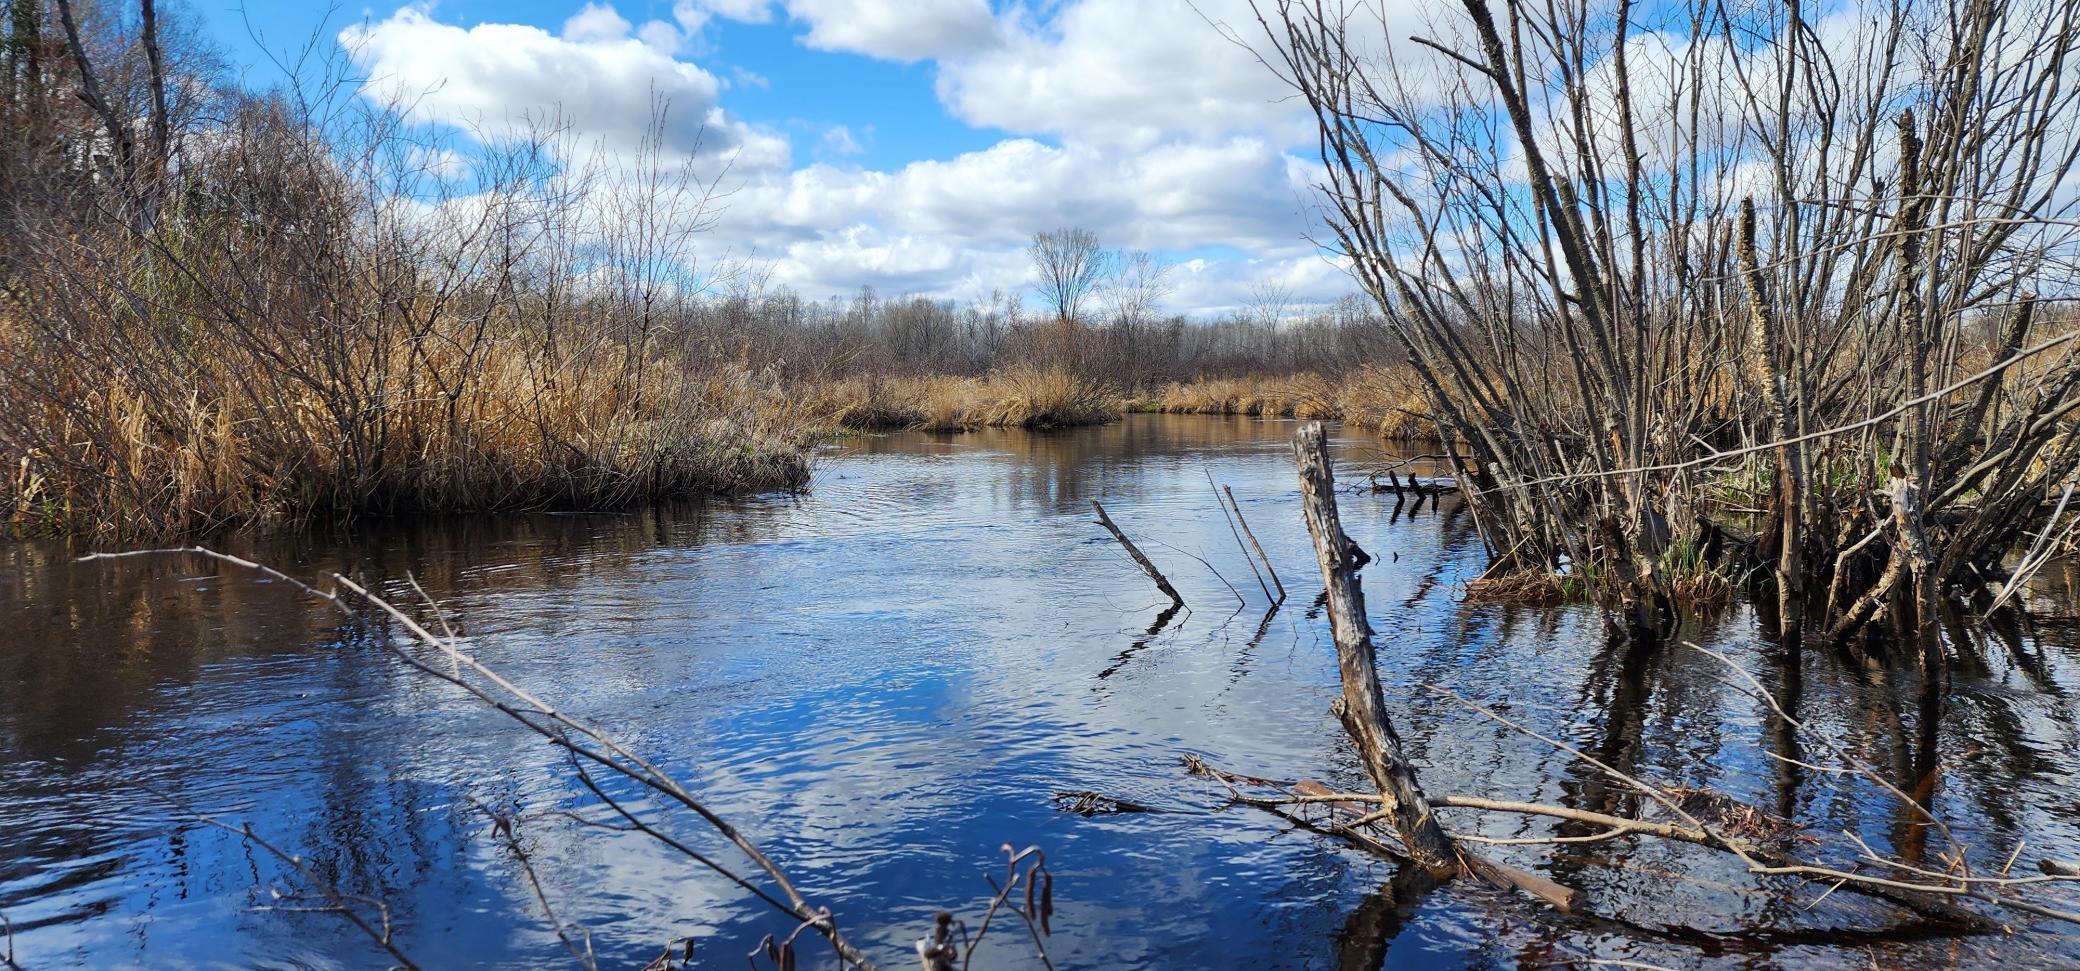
[1291,422,1460,877]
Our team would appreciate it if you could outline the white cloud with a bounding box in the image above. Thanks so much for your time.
[679,0,773,28]
[935,0,1295,143]
[341,7,781,167]
[707,133,1331,307]
[820,125,863,156]
[636,19,685,53]
[673,0,996,61]
[720,135,1317,254]
[341,2,1362,315]
[786,0,997,62]
[768,225,1030,299]
[562,3,632,42]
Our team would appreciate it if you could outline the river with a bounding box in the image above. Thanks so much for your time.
[3,414,2078,968]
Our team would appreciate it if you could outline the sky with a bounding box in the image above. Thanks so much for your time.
[188,0,1361,317]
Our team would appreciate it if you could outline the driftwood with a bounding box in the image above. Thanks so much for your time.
[1181,424,2080,930]
[1091,499,1185,606]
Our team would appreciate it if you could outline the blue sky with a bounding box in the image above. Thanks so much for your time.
[181,0,1357,316]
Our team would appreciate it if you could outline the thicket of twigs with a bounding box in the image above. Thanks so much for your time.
[1255,0,2080,654]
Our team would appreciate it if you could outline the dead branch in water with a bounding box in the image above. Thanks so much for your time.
[1223,484,1286,603]
[1289,422,1458,875]
[84,548,881,968]
[1170,422,2080,938]
[473,800,599,971]
[1207,469,1274,602]
[1090,499,1186,606]
[170,804,421,969]
[1051,790,1168,816]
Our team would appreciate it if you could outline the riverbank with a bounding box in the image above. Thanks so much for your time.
[1128,366,1435,440]
[797,366,1438,440]
[803,366,1124,432]
[0,320,814,540]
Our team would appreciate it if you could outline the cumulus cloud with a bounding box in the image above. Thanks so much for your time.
[562,3,632,42]
[935,0,1458,145]
[341,2,1366,314]
[340,7,782,168]
[768,226,1032,299]
[704,133,1330,306]
[786,0,997,61]
[936,0,1295,143]
[720,136,1318,254]
[677,0,996,61]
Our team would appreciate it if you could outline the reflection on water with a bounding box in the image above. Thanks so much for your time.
[2,415,2078,968]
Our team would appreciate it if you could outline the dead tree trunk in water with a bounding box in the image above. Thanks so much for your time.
[1091,500,1185,607]
[1291,422,1460,877]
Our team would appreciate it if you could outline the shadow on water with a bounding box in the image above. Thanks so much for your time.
[3,414,2080,967]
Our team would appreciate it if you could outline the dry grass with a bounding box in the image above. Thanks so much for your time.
[0,313,812,540]
[0,94,823,541]
[1465,554,1738,611]
[808,367,1123,433]
[1463,569,1570,607]
[1130,365,1436,441]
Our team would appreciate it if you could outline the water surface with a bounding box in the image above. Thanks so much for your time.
[4,415,2079,968]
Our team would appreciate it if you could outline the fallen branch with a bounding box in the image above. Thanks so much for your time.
[1090,499,1185,606]
[82,548,884,969]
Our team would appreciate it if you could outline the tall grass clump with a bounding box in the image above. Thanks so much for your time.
[968,366,1122,430]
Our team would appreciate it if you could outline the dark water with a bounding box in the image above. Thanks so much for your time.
[4,414,2080,969]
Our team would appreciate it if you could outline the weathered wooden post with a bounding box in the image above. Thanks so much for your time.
[1291,422,1460,877]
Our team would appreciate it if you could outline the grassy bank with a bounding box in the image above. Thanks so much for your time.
[803,366,1124,432]
[1129,366,1435,440]
[0,306,814,540]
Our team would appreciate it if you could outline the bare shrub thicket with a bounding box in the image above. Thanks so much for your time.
[0,2,810,539]
[1256,0,2080,651]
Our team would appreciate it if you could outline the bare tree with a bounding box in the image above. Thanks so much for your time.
[1103,249,1172,328]
[1243,278,1293,329]
[1029,227,1111,322]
